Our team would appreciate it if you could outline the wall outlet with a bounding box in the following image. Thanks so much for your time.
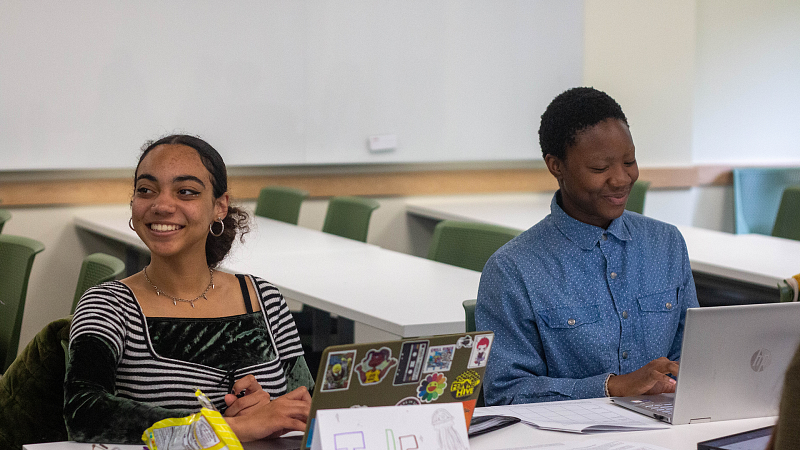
[368,134,397,153]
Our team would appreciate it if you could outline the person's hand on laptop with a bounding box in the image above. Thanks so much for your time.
[224,374,312,441]
[607,357,679,397]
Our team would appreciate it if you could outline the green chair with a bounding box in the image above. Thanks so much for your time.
[254,186,309,225]
[463,299,477,333]
[0,209,11,233]
[427,220,521,272]
[71,253,126,314]
[462,299,486,406]
[322,196,380,242]
[0,235,46,373]
[625,180,651,214]
[0,317,71,449]
[733,168,800,235]
[772,186,800,241]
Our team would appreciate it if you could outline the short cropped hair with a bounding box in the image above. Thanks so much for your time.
[538,87,628,161]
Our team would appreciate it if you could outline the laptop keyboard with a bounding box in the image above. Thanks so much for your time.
[639,401,674,415]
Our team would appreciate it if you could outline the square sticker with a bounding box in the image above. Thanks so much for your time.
[321,349,357,392]
[423,344,456,373]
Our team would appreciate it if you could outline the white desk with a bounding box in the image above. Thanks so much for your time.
[75,206,482,341]
[406,193,800,289]
[470,414,776,450]
[24,413,776,450]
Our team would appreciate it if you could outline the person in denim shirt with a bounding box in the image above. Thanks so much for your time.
[476,87,699,405]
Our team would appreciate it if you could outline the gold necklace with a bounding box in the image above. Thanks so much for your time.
[143,266,215,308]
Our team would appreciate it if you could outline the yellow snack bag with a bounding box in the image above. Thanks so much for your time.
[142,390,243,450]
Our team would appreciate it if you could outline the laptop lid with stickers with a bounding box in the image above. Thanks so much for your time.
[301,331,494,449]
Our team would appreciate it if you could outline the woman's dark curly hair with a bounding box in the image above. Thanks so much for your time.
[134,134,250,268]
[538,87,628,161]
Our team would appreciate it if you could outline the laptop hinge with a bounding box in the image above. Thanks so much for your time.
[689,417,711,424]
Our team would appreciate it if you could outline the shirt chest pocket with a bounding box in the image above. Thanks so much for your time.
[538,304,602,330]
[636,286,680,313]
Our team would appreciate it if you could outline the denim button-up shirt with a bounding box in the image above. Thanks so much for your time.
[476,192,698,405]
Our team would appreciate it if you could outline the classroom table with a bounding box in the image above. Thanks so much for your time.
[406,193,800,306]
[24,405,776,450]
[74,206,482,342]
[469,412,776,450]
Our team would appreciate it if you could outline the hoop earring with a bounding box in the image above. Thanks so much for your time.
[209,218,224,237]
[129,218,135,231]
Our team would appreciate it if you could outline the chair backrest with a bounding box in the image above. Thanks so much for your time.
[254,186,310,225]
[461,299,485,406]
[427,220,522,272]
[625,180,651,214]
[0,234,45,373]
[463,299,477,333]
[322,196,380,242]
[733,168,800,235]
[71,253,126,313]
[772,186,800,241]
[0,209,11,233]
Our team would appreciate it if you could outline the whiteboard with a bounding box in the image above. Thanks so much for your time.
[0,0,583,170]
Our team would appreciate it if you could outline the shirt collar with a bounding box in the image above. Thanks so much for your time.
[550,191,632,250]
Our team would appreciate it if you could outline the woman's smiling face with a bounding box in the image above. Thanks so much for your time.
[131,144,228,259]
[545,118,639,229]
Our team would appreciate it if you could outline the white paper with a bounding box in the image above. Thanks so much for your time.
[472,398,669,433]
[311,403,469,450]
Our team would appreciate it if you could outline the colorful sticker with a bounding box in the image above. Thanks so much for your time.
[395,396,422,406]
[417,372,447,403]
[321,349,357,392]
[423,344,456,373]
[455,335,473,349]
[467,334,494,369]
[393,340,429,385]
[449,370,481,400]
[355,346,398,386]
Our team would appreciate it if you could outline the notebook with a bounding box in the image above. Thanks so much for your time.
[301,331,495,448]
[612,302,800,424]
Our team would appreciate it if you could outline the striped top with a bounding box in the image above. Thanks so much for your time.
[69,275,304,411]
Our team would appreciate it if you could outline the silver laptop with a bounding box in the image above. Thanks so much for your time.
[612,302,800,424]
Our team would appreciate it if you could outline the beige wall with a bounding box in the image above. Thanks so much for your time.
[583,0,697,167]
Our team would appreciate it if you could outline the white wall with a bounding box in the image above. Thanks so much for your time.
[693,0,800,164]
[0,0,583,170]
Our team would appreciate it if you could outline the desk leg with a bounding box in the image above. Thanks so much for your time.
[310,308,332,352]
[336,317,354,345]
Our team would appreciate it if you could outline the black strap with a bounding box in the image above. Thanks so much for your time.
[235,274,254,314]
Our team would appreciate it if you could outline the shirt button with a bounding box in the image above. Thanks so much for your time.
[665,302,673,310]
[610,272,617,279]
[601,234,607,241]
[622,311,628,319]
[567,318,576,326]
[622,351,629,359]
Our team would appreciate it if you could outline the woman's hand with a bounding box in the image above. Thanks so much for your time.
[223,377,311,442]
[224,374,264,413]
[607,357,679,397]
